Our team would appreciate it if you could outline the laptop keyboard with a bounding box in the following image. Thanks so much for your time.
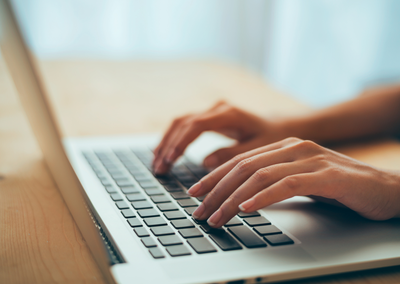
[83,148,294,259]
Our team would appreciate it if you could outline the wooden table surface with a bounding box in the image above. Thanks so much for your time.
[1,58,399,284]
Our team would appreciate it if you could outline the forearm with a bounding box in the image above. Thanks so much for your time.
[278,85,400,144]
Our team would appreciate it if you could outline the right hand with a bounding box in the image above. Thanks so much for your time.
[152,101,287,174]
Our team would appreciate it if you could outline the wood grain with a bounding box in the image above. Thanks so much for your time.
[0,58,399,284]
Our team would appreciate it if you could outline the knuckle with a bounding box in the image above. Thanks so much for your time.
[232,153,246,165]
[313,153,328,165]
[283,176,301,191]
[295,139,319,151]
[300,139,316,148]
[252,167,270,182]
[225,194,241,206]
[328,166,344,177]
[235,158,253,173]
[284,137,302,144]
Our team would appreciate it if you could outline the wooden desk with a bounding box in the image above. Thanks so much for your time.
[1,59,399,284]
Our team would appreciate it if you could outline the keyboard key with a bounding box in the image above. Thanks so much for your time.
[100,179,112,186]
[164,184,183,192]
[238,211,260,218]
[192,218,207,225]
[134,227,150,237]
[104,185,117,193]
[115,201,129,209]
[127,218,142,227]
[110,193,123,201]
[177,199,197,207]
[120,186,139,194]
[144,217,167,227]
[166,245,191,257]
[228,226,267,248]
[113,174,129,180]
[157,203,179,212]
[170,192,190,200]
[264,234,294,246]
[164,211,186,220]
[200,224,225,234]
[184,207,197,216]
[131,201,153,210]
[196,195,206,202]
[121,208,135,218]
[134,176,153,182]
[158,235,183,246]
[151,226,175,236]
[150,195,170,203]
[144,189,164,196]
[156,175,174,184]
[107,168,123,175]
[114,175,129,181]
[140,181,159,189]
[224,216,243,227]
[190,169,209,179]
[149,247,165,259]
[126,193,147,202]
[128,168,144,175]
[243,216,271,227]
[253,225,282,236]
[171,219,195,229]
[179,228,203,238]
[137,209,160,218]
[187,238,217,254]
[116,180,135,187]
[209,231,242,251]
[141,237,157,248]
[177,174,197,182]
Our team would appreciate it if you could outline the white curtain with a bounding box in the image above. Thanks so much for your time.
[13,0,271,73]
[12,0,400,107]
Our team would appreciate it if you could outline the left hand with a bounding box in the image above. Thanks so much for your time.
[188,137,400,227]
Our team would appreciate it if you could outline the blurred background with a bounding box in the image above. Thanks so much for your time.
[11,0,400,107]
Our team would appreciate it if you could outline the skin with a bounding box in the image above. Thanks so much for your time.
[153,84,400,226]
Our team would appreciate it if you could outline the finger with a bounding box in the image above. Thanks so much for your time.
[188,137,303,198]
[154,105,229,173]
[206,160,317,227]
[156,109,232,173]
[153,115,189,166]
[191,141,308,221]
[239,172,320,212]
[203,138,268,169]
[154,121,192,174]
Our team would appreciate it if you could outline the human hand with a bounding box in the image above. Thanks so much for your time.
[153,101,286,174]
[188,137,400,227]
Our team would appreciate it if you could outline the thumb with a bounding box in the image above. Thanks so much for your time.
[203,142,257,169]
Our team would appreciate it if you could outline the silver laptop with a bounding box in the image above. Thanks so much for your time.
[1,1,400,283]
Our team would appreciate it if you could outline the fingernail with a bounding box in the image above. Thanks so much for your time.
[192,203,205,219]
[204,156,218,168]
[207,209,222,227]
[187,182,202,196]
[239,198,256,212]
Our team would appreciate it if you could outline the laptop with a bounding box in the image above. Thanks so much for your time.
[1,1,400,283]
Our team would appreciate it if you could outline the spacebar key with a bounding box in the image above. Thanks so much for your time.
[209,231,242,251]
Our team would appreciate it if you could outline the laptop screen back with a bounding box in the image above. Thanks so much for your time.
[0,1,114,282]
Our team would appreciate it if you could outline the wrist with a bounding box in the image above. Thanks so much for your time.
[271,116,319,142]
